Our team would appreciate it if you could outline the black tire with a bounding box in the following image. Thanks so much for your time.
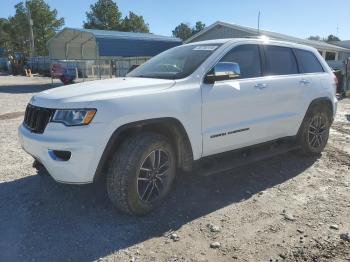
[297,104,331,155]
[33,160,48,176]
[106,132,176,215]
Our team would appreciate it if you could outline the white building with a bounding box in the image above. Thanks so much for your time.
[186,21,350,62]
[332,40,350,50]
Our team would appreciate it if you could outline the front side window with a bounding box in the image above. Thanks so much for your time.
[127,44,222,80]
[264,46,298,76]
[219,44,262,79]
[295,49,324,73]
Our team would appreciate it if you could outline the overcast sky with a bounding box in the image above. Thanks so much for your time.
[1,0,349,40]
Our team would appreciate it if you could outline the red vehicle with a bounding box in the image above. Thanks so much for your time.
[51,63,76,85]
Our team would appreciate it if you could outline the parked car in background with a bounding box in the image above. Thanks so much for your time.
[19,38,337,215]
[51,63,76,85]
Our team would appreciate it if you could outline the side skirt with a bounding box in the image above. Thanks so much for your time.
[194,137,300,176]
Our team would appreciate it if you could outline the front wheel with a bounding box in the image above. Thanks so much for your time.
[297,105,331,155]
[106,132,176,215]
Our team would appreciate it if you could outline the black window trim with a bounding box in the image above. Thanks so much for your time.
[261,44,300,77]
[293,48,326,74]
[258,45,267,76]
[291,48,301,74]
[203,43,327,83]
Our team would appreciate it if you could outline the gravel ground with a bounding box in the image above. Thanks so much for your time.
[0,76,349,262]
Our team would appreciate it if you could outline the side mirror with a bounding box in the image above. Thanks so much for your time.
[204,62,241,84]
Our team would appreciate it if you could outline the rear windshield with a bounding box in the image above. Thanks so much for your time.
[127,44,222,80]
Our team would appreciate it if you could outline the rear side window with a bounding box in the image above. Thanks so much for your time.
[264,46,298,75]
[220,44,262,79]
[294,49,324,73]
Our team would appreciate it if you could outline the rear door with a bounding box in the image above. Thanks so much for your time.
[258,45,304,136]
[293,48,328,126]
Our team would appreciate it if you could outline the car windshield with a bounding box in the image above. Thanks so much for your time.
[127,44,222,80]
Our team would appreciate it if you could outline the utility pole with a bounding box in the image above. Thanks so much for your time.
[26,2,35,57]
[257,11,261,35]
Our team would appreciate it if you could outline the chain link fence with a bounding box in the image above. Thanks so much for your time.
[25,56,150,83]
[28,56,52,76]
[0,57,8,72]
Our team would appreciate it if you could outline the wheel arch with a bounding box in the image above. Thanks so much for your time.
[297,96,334,138]
[307,97,334,120]
[93,117,194,182]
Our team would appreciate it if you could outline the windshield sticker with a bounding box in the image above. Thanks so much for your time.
[193,46,218,51]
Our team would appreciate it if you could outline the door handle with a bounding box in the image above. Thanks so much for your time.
[300,79,310,85]
[254,83,268,90]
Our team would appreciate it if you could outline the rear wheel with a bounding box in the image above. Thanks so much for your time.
[297,105,331,155]
[106,132,176,215]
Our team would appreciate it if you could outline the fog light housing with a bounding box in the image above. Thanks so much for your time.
[49,150,71,161]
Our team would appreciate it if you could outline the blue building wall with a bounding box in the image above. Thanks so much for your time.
[96,38,181,57]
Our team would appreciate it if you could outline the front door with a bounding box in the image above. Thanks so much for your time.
[201,44,267,156]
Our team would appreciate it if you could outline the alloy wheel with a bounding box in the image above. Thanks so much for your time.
[308,114,327,149]
[137,149,170,203]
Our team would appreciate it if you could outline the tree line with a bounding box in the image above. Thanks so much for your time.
[0,0,204,57]
[0,0,64,57]
[0,0,341,58]
[307,35,340,43]
[0,0,150,57]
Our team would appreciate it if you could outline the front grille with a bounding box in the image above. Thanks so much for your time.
[23,104,55,134]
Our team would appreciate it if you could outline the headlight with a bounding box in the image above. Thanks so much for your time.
[51,109,96,126]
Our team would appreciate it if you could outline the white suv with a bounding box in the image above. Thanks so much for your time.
[19,38,337,215]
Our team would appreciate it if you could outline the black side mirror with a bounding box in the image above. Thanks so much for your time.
[204,62,241,84]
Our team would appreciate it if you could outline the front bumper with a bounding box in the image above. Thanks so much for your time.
[18,122,106,184]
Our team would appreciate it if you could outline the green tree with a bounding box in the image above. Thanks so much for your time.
[27,0,64,55]
[326,34,340,42]
[84,1,150,33]
[172,23,192,41]
[84,0,122,30]
[3,4,30,55]
[307,35,321,41]
[192,21,206,35]
[120,12,149,33]
[172,21,206,41]
[0,18,12,54]
[3,0,64,56]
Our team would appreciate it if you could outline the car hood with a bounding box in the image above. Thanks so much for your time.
[31,77,176,108]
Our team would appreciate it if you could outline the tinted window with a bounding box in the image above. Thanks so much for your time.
[220,44,262,79]
[127,44,222,80]
[295,49,324,73]
[264,46,298,75]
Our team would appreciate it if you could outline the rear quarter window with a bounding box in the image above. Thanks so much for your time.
[294,49,325,73]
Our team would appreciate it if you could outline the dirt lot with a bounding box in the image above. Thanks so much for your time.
[0,76,349,262]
